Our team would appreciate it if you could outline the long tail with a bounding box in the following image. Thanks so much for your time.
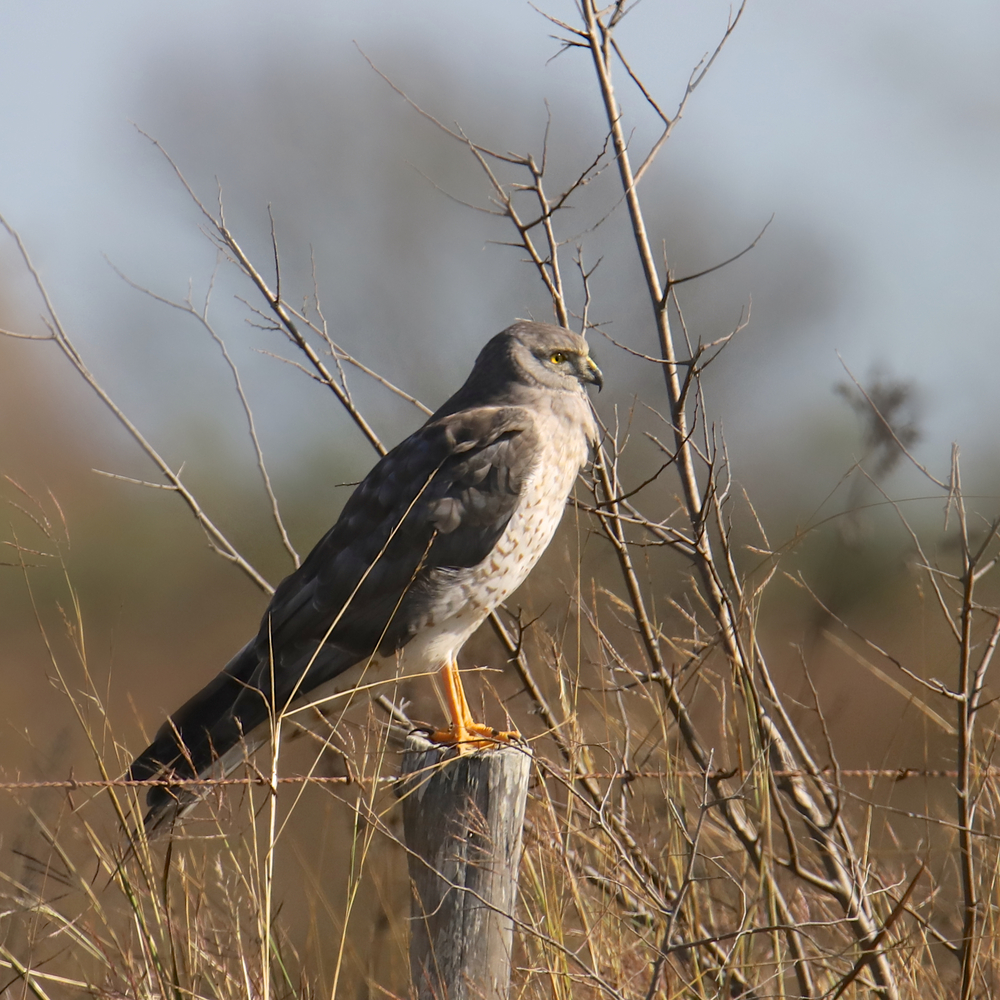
[128,640,272,833]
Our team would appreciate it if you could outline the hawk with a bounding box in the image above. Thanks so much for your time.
[129,321,603,830]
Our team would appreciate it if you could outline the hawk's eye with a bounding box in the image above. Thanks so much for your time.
[550,351,568,365]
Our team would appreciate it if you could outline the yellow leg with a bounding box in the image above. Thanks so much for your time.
[430,658,521,750]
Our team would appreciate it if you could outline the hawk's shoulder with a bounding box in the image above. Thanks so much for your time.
[261,404,542,658]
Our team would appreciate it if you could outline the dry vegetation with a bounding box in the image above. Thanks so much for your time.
[2,3,999,999]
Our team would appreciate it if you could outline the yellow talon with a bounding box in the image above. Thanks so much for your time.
[430,660,521,751]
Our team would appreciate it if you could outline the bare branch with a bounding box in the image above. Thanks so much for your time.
[134,126,388,457]
[0,212,274,596]
[105,256,301,567]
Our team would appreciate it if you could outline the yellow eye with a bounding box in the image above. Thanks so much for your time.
[550,351,568,364]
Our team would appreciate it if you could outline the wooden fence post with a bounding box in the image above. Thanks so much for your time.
[398,734,532,1000]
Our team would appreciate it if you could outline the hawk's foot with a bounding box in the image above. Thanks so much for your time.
[431,659,522,750]
[427,721,523,752]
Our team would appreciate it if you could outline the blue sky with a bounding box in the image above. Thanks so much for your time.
[1,1,998,497]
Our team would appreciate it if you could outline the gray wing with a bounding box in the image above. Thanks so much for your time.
[264,404,539,664]
[129,405,540,807]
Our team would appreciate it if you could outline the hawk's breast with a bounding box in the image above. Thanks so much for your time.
[405,392,595,664]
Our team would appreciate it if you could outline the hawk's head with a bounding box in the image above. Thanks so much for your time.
[431,321,604,422]
[497,321,604,393]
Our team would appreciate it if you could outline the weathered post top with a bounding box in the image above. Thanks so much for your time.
[398,735,533,1000]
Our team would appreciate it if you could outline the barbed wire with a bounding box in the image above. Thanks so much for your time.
[0,766,976,792]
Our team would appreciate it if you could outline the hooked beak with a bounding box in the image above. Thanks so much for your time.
[582,355,604,391]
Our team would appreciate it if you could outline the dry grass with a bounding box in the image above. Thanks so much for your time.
[3,503,999,1000]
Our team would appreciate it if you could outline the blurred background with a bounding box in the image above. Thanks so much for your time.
[0,0,998,987]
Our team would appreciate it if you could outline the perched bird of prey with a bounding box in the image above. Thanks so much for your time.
[129,321,602,831]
